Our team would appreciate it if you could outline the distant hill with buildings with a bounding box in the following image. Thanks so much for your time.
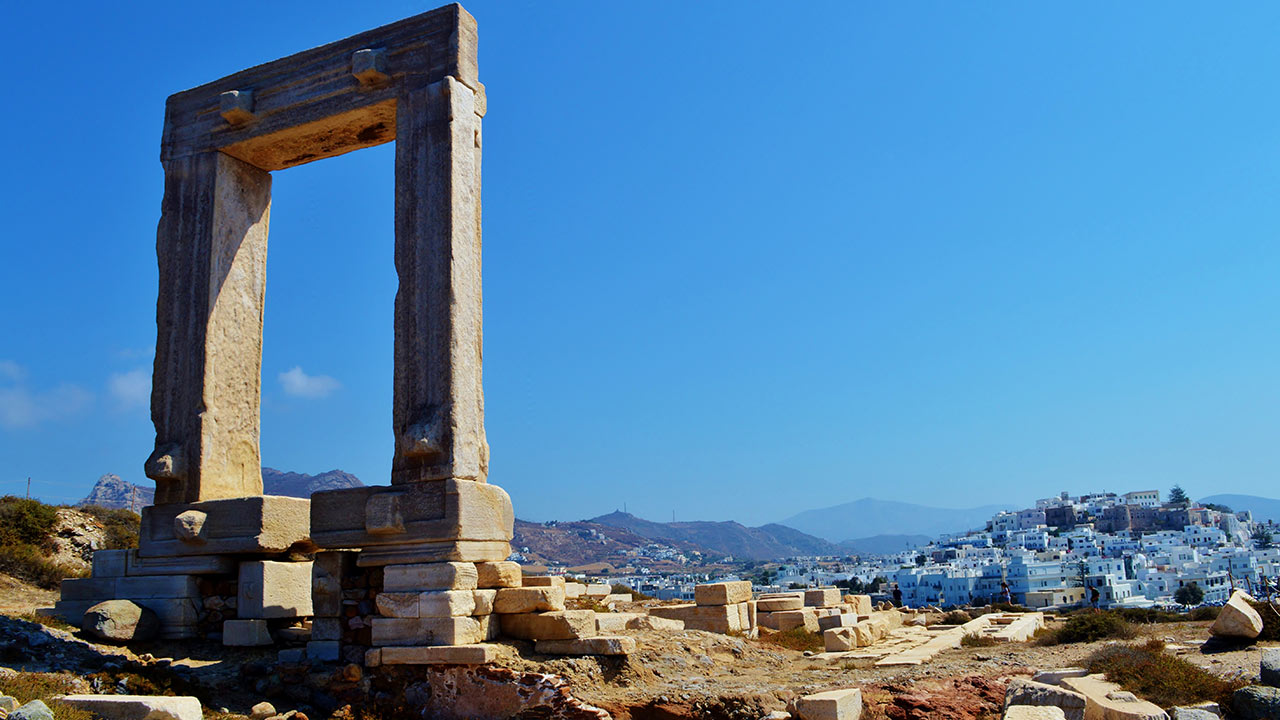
[588,511,842,561]
[78,468,363,509]
[1199,493,1280,523]
[840,534,932,556]
[779,497,1015,544]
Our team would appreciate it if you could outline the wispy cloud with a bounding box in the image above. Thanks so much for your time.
[0,381,94,429]
[116,346,155,361]
[0,360,25,383]
[279,366,341,399]
[108,367,151,410]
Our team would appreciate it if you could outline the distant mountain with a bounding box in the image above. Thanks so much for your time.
[1199,494,1280,523]
[512,518,707,570]
[780,497,1014,544]
[79,474,154,511]
[589,511,842,561]
[841,534,932,556]
[79,468,363,509]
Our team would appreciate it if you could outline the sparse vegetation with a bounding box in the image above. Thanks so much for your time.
[1036,611,1136,645]
[960,632,997,647]
[1248,599,1280,641]
[1088,638,1247,709]
[0,672,95,720]
[0,496,138,589]
[941,610,973,625]
[78,504,141,550]
[757,627,824,653]
[1187,605,1220,622]
[611,583,654,601]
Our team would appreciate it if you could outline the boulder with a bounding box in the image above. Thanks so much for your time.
[1168,709,1217,720]
[1209,590,1263,640]
[1004,709,1066,720]
[57,695,203,720]
[0,698,18,713]
[9,701,53,720]
[1003,678,1086,720]
[1060,675,1167,720]
[83,600,160,643]
[1261,648,1280,688]
[250,702,275,720]
[792,689,861,720]
[1233,686,1280,720]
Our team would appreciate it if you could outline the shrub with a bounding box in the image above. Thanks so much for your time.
[941,610,973,625]
[757,627,824,653]
[1112,608,1184,625]
[0,671,99,720]
[0,542,85,589]
[78,505,141,550]
[1088,638,1247,709]
[1037,612,1136,645]
[0,497,59,547]
[1187,606,1220,622]
[611,583,654,601]
[1248,600,1280,641]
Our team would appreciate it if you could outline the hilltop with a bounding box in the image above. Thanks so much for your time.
[589,511,842,561]
[76,468,364,509]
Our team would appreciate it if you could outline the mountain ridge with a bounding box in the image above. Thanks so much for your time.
[1199,493,1280,523]
[588,511,841,561]
[78,468,364,509]
[780,497,1015,544]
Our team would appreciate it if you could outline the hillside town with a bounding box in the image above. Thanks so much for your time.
[584,488,1280,613]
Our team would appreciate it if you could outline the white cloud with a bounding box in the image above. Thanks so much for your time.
[0,382,94,429]
[0,360,25,383]
[108,367,151,410]
[279,366,341,399]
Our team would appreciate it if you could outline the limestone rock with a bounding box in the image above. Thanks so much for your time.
[535,636,636,656]
[758,596,804,612]
[695,581,752,606]
[58,695,203,720]
[792,688,861,720]
[0,698,18,713]
[383,562,478,592]
[1233,686,1280,720]
[1168,709,1217,720]
[1060,675,1167,720]
[804,588,841,608]
[1032,669,1089,686]
[1210,590,1264,639]
[823,627,857,652]
[370,617,483,646]
[475,562,521,588]
[251,702,276,720]
[419,590,478,618]
[523,575,565,589]
[1261,648,1280,688]
[9,701,53,720]
[1005,709,1066,720]
[379,644,500,665]
[223,619,273,646]
[84,600,160,643]
[493,587,565,614]
[498,610,595,641]
[238,560,313,619]
[1003,678,1086,720]
[472,589,497,615]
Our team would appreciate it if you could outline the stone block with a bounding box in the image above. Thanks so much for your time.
[377,592,423,618]
[1210,590,1263,639]
[805,588,841,608]
[472,589,497,615]
[60,578,118,601]
[1262,648,1280,688]
[772,608,819,633]
[383,562,478,592]
[1061,675,1167,720]
[758,596,804,612]
[117,575,201,599]
[565,582,586,598]
[307,640,341,662]
[379,644,501,665]
[1169,709,1217,720]
[497,610,595,641]
[737,601,751,629]
[602,593,633,604]
[238,560,313,619]
[1032,669,1089,686]
[1004,679,1086,720]
[276,626,309,643]
[124,551,236,576]
[311,551,354,617]
[584,583,611,597]
[493,587,565,614]
[278,648,305,664]
[475,561,522,588]
[365,648,382,667]
[824,627,857,652]
[649,604,742,634]
[629,614,684,631]
[747,599,757,628]
[138,495,310,558]
[309,481,513,566]
[793,688,861,720]
[223,619,273,646]
[9,700,52,720]
[595,613,640,633]
[371,617,483,646]
[523,575,566,589]
[1005,709,1066,720]
[695,581,752,606]
[419,590,477,617]
[58,695,202,720]
[815,607,841,618]
[312,617,342,642]
[535,636,636,656]
[819,613,857,631]
[479,612,499,640]
[848,595,873,614]
[91,550,129,578]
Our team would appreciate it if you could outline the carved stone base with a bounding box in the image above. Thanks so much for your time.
[138,495,312,558]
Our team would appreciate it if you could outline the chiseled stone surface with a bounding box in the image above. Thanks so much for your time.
[379,644,501,665]
[1005,708,1066,720]
[493,587,565,614]
[1210,590,1263,639]
[793,688,862,720]
[497,610,596,641]
[1004,678,1086,720]
[695,581,752,606]
[238,560,313,619]
[472,589,497,615]
[824,627,857,652]
[475,561,521,588]
[222,619,273,647]
[758,596,804,612]
[805,588,841,608]
[1060,675,1167,720]
[819,613,858,631]
[535,636,636,656]
[59,695,203,720]
[419,590,477,618]
[649,604,744,634]
[523,575,566,589]
[371,617,484,647]
[138,496,310,558]
[383,562,478,592]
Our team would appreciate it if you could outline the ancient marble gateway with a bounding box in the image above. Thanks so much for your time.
[57,4,517,647]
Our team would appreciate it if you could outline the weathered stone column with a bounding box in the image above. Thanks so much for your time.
[148,151,271,504]
[391,75,488,485]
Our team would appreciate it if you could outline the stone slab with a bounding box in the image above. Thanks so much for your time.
[695,581,752,606]
[498,610,595,641]
[535,636,636,656]
[124,551,236,576]
[805,588,841,608]
[307,640,340,662]
[758,596,804,612]
[1060,675,1167,720]
[523,575,566,589]
[584,583,611,597]
[58,695,203,720]
[595,613,642,633]
[1005,709,1067,720]
[223,619,273,647]
[475,561,521,588]
[1004,678,1086,720]
[650,604,743,634]
[794,688,862,720]
[371,617,483,646]
[91,549,129,578]
[819,614,858,631]
[1032,669,1090,686]
[379,644,501,665]
[138,496,311,558]
[238,560,313,619]
[565,582,586,598]
[494,587,565,614]
[383,561,479,591]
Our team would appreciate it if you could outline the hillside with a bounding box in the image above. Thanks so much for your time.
[1200,493,1280,523]
[589,511,842,561]
[512,518,708,570]
[780,497,1014,543]
[78,468,364,509]
[842,533,933,556]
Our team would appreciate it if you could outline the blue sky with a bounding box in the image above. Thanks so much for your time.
[2,3,1279,525]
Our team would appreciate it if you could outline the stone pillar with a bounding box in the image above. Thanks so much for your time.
[148,151,271,504]
[391,76,488,485]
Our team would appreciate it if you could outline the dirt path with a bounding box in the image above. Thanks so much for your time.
[0,574,59,615]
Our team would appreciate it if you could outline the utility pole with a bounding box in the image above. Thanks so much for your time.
[26,476,31,499]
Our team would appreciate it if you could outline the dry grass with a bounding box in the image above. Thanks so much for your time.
[1036,611,1136,645]
[757,627,824,653]
[960,632,999,647]
[1088,638,1248,709]
[0,672,94,720]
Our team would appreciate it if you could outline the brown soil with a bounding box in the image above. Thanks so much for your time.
[0,574,59,615]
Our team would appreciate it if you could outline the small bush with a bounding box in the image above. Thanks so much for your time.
[758,627,824,653]
[1037,612,1136,645]
[1088,638,1247,709]
[611,583,654,601]
[1112,608,1184,625]
[988,601,1033,613]
[960,632,998,647]
[78,505,140,549]
[0,497,59,547]
[0,542,86,589]
[1187,606,1220,622]
[1249,600,1280,641]
[941,610,973,625]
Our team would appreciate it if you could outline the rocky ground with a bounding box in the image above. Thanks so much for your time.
[0,575,1274,720]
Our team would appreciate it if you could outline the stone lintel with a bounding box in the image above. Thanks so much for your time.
[138,495,311,558]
